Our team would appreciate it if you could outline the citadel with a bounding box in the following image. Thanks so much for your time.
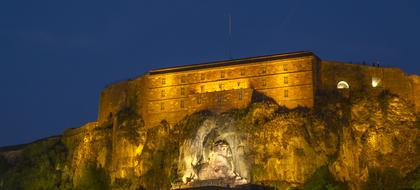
[1,51,420,190]
[98,51,420,127]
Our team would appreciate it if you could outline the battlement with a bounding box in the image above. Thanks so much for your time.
[97,51,420,127]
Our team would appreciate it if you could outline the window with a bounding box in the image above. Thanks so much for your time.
[337,81,350,89]
[262,67,267,74]
[181,76,186,83]
[284,89,289,98]
[238,90,243,100]
[221,71,225,78]
[161,78,166,85]
[161,90,165,97]
[219,83,224,90]
[262,78,267,86]
[216,94,222,104]
[284,76,288,84]
[181,87,185,95]
[180,100,185,108]
[201,73,205,80]
[200,85,204,93]
[197,96,202,104]
[240,69,245,76]
[283,64,288,71]
[160,102,165,110]
[237,82,240,87]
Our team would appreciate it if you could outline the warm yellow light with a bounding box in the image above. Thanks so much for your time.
[135,145,143,155]
[372,77,381,87]
[337,81,349,89]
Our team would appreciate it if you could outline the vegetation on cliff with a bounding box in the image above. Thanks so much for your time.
[0,91,419,190]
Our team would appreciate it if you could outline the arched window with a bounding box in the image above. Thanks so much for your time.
[337,81,349,89]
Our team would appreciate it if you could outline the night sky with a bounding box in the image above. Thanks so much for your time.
[1,1,419,146]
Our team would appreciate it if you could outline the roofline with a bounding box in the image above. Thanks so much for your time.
[148,51,318,75]
[321,60,402,70]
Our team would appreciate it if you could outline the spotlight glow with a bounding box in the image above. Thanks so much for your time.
[372,77,381,87]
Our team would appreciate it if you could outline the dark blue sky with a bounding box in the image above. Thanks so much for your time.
[1,0,419,146]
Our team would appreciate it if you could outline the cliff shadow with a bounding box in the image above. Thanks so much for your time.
[250,90,277,104]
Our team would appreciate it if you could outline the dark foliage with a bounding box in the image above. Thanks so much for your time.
[303,166,347,190]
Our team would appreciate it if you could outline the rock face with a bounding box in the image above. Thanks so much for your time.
[176,117,248,189]
[0,92,419,190]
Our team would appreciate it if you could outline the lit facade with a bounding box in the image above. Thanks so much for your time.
[97,51,420,127]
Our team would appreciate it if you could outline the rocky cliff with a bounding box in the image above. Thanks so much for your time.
[0,91,419,190]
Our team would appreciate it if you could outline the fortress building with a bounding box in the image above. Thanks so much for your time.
[97,51,420,127]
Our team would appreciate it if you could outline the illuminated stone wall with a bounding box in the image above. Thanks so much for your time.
[97,53,419,127]
[98,81,130,125]
[98,77,146,125]
[318,61,419,112]
[143,55,316,126]
[409,75,420,112]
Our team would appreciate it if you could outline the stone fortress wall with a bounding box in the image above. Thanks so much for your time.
[143,52,316,126]
[96,51,420,128]
[318,61,420,112]
[97,77,146,126]
[409,75,420,112]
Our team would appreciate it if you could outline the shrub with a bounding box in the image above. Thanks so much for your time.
[303,166,347,190]
[363,167,402,190]
[77,162,110,190]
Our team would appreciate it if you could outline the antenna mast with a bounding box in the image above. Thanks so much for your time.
[228,13,232,60]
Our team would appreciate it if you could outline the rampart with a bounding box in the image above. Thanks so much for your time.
[408,75,420,112]
[96,51,420,127]
[318,61,420,111]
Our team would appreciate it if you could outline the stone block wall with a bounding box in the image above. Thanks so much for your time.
[317,61,372,92]
[408,75,420,112]
[145,88,253,126]
[96,52,318,127]
[318,61,419,112]
[143,53,316,127]
[96,52,418,128]
[381,68,412,100]
[97,77,147,126]
[98,81,130,125]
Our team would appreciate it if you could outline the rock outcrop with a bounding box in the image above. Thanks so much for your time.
[0,91,419,190]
